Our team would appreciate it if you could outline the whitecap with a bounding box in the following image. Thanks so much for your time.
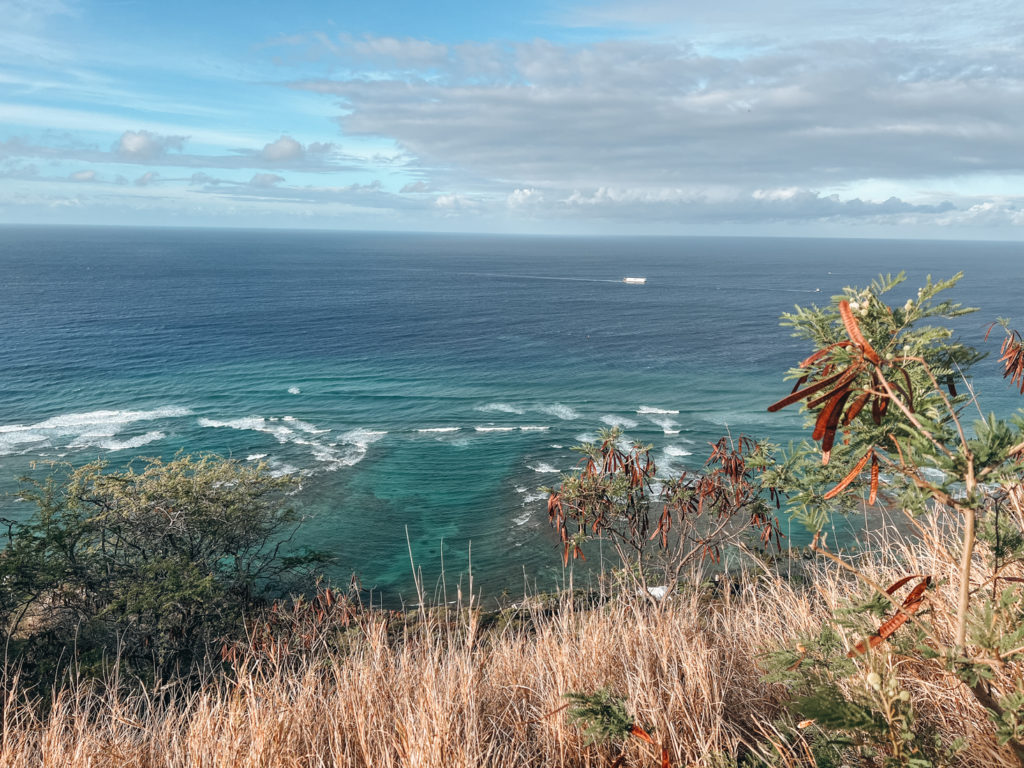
[522,491,549,503]
[30,407,190,433]
[198,416,295,444]
[519,425,550,431]
[340,428,388,446]
[281,416,330,434]
[416,427,461,433]
[528,462,560,473]
[267,461,301,478]
[0,431,48,456]
[304,428,389,470]
[574,432,598,444]
[475,426,516,432]
[246,453,269,461]
[0,407,190,456]
[287,386,301,395]
[92,431,166,451]
[476,402,524,415]
[637,406,679,415]
[513,512,532,526]
[538,403,580,420]
[601,415,639,429]
[664,445,692,457]
[649,416,680,434]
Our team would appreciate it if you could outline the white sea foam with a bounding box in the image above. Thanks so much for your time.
[416,427,461,433]
[200,416,380,472]
[0,431,48,456]
[550,443,564,449]
[601,415,639,429]
[198,417,295,444]
[0,407,190,456]
[513,512,532,526]
[519,425,549,431]
[267,461,301,478]
[664,445,693,457]
[476,402,524,415]
[475,426,516,432]
[522,491,549,503]
[341,428,387,446]
[298,428,388,471]
[32,407,190,433]
[287,386,301,395]
[281,416,330,434]
[92,431,165,451]
[574,432,598,444]
[339,428,387,465]
[649,416,680,434]
[538,403,580,420]
[637,406,679,415]
[246,453,268,461]
[528,462,560,473]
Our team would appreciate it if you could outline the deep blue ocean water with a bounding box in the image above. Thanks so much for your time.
[1,226,1021,604]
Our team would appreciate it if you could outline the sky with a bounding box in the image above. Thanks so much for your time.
[1,0,1023,237]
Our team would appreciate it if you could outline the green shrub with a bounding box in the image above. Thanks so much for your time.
[764,273,1024,766]
[0,454,326,682]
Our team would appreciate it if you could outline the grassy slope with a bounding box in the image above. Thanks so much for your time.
[0,515,1018,767]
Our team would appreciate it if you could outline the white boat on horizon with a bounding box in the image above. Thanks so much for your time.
[622,277,647,284]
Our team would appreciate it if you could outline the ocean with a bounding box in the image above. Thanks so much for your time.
[1,226,1021,604]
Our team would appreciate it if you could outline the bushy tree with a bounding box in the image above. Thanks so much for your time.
[0,454,325,681]
[546,428,784,599]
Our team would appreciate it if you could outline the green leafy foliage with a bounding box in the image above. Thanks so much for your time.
[0,454,326,682]
[765,274,1024,766]
[564,688,638,746]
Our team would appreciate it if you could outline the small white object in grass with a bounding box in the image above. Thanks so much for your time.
[646,585,669,600]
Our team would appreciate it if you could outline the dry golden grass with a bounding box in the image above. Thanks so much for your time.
[0,512,1020,767]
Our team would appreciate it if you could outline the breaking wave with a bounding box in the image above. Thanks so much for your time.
[528,462,560,473]
[538,403,580,420]
[476,402,524,415]
[0,407,190,456]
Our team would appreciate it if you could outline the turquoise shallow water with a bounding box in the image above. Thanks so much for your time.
[1,226,1021,603]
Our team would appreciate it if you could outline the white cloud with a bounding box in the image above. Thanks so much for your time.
[508,187,542,207]
[434,193,476,210]
[248,173,285,188]
[2,133,358,174]
[260,135,303,162]
[134,171,159,186]
[0,103,262,149]
[400,180,432,193]
[115,130,187,159]
[346,34,449,66]
[283,31,1024,231]
[69,169,96,182]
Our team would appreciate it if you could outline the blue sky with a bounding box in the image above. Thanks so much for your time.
[2,0,1023,237]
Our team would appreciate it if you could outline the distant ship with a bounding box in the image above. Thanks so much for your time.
[622,277,647,284]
